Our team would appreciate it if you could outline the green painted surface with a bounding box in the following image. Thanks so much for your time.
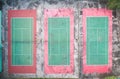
[12,18,33,65]
[0,11,2,72]
[86,17,108,65]
[48,17,70,65]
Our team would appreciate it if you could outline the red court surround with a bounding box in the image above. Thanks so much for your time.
[8,10,36,73]
[44,9,74,74]
[82,8,112,74]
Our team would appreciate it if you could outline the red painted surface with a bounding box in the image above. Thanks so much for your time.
[82,8,112,74]
[8,10,36,73]
[44,9,74,74]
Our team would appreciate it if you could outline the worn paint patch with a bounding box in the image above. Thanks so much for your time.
[8,10,36,73]
[44,9,74,74]
[82,8,112,73]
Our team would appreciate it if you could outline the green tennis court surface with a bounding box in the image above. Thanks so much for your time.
[0,11,2,72]
[11,18,33,65]
[48,17,70,65]
[86,17,108,65]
